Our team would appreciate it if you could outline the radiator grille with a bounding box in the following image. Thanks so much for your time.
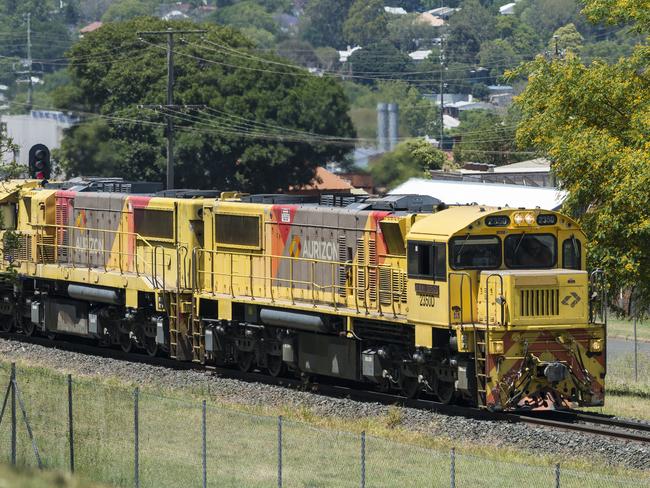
[520,289,559,316]
[356,237,365,300]
[368,238,377,302]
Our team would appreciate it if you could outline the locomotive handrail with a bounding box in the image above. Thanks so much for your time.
[194,248,405,317]
[448,271,474,326]
[484,273,505,328]
[26,222,183,290]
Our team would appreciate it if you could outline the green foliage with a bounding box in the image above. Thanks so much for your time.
[386,13,438,52]
[550,23,584,55]
[299,0,353,48]
[276,39,319,67]
[511,0,650,314]
[101,0,158,22]
[370,138,445,189]
[445,0,497,64]
[54,18,356,193]
[314,47,340,70]
[343,0,389,47]
[451,109,525,166]
[516,0,586,40]
[213,1,280,35]
[348,42,413,85]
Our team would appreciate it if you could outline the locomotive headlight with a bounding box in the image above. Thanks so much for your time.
[589,339,603,352]
[513,213,524,225]
[490,340,505,354]
[524,212,536,225]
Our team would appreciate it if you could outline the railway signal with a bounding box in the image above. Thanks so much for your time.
[28,144,50,180]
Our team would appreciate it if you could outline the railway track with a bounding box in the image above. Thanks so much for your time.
[2,331,649,444]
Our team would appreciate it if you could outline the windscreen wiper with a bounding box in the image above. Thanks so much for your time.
[455,233,471,264]
[512,232,526,260]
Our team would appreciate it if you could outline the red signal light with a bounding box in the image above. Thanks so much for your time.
[35,171,45,179]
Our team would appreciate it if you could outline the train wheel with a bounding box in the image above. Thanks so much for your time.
[1,315,14,332]
[401,377,421,399]
[267,355,285,377]
[434,378,455,404]
[21,320,36,337]
[144,337,158,357]
[237,351,255,373]
[119,333,133,353]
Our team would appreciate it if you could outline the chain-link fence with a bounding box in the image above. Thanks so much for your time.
[0,362,647,488]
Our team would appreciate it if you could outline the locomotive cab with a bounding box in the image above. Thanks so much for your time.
[406,207,606,410]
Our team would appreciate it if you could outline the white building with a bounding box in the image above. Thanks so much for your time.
[1,110,77,164]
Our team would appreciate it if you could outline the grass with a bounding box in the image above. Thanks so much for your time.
[0,463,106,487]
[0,361,647,487]
[607,317,650,342]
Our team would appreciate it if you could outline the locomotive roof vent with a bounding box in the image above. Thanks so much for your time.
[156,189,222,199]
[346,194,442,213]
[45,177,164,194]
[241,194,319,204]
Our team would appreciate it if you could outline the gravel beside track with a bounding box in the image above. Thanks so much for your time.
[1,338,649,470]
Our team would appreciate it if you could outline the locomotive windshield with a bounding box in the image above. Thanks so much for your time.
[504,233,556,268]
[449,235,501,269]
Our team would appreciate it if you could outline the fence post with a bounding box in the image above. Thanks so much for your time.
[68,374,75,473]
[450,448,455,488]
[202,399,207,488]
[11,362,16,466]
[555,463,560,488]
[134,387,139,488]
[277,415,283,488]
[360,431,366,488]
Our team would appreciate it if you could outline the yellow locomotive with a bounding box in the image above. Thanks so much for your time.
[0,179,606,410]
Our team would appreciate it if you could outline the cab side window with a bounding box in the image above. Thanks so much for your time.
[562,238,581,270]
[408,242,446,281]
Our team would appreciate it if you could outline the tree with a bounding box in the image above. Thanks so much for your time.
[213,2,280,35]
[102,0,157,22]
[299,0,353,48]
[343,0,389,47]
[479,39,520,79]
[54,18,356,193]
[549,23,584,55]
[445,0,497,64]
[386,13,437,52]
[276,39,319,67]
[370,138,445,189]
[516,0,587,40]
[451,109,525,166]
[511,0,650,314]
[348,42,413,85]
[314,46,340,70]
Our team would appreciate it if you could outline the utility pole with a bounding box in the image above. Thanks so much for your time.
[26,13,32,111]
[15,13,39,112]
[138,28,205,190]
[439,37,445,150]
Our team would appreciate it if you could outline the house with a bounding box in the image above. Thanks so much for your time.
[0,110,78,165]
[416,12,445,27]
[390,178,565,209]
[499,3,517,15]
[162,10,189,20]
[425,7,460,19]
[384,6,408,15]
[79,21,102,37]
[430,158,555,188]
[289,166,360,196]
[408,49,432,62]
[338,46,362,63]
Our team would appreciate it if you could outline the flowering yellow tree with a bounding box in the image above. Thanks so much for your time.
[512,0,650,313]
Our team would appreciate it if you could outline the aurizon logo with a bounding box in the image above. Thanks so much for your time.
[289,235,302,258]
